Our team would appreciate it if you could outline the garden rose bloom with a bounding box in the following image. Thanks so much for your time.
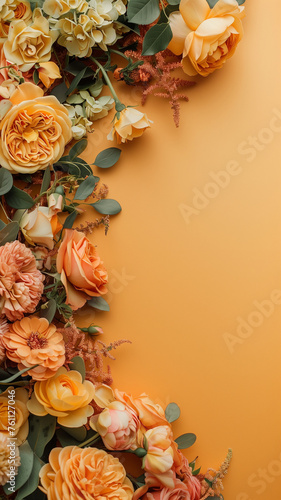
[140,478,191,500]
[39,446,134,500]
[20,205,62,250]
[0,432,20,486]
[0,240,44,321]
[143,426,174,478]
[56,229,108,310]
[168,0,245,76]
[27,367,95,427]
[0,387,29,445]
[90,400,139,450]
[2,316,65,381]
[0,82,72,174]
[108,108,151,143]
[4,11,57,72]
[174,451,201,500]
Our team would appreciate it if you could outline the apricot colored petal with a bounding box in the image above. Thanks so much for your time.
[94,384,115,408]
[180,0,210,30]
[57,406,94,427]
[196,16,234,37]
[27,392,48,416]
[10,82,43,105]
[168,12,191,55]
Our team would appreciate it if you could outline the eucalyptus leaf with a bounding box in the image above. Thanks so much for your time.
[165,402,181,423]
[15,454,44,500]
[68,139,88,160]
[74,175,99,200]
[0,167,13,196]
[94,148,121,168]
[0,220,6,230]
[40,299,57,323]
[91,199,122,215]
[142,23,173,56]
[50,81,68,103]
[166,0,180,5]
[60,425,87,442]
[0,365,35,383]
[87,296,110,311]
[175,433,196,449]
[127,0,160,24]
[3,441,34,495]
[40,166,51,195]
[0,221,19,246]
[66,67,88,96]
[69,356,86,381]
[5,187,34,209]
[28,414,56,458]
[63,210,78,229]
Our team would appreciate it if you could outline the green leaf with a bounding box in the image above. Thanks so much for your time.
[66,67,88,96]
[127,0,160,24]
[87,296,110,311]
[91,199,122,215]
[28,414,56,458]
[142,23,173,56]
[192,467,201,475]
[40,299,57,323]
[65,60,94,78]
[50,81,68,103]
[60,425,87,442]
[68,139,88,160]
[165,403,181,423]
[0,221,19,246]
[57,428,96,448]
[3,441,34,495]
[40,166,51,195]
[69,356,86,381]
[175,433,196,449]
[5,186,34,209]
[33,69,40,85]
[207,0,244,4]
[94,148,121,168]
[74,175,99,200]
[0,220,5,230]
[15,454,44,500]
[166,0,180,5]
[0,365,35,383]
[63,210,78,229]
[0,167,13,196]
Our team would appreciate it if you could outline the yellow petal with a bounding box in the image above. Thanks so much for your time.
[168,11,191,55]
[180,0,210,30]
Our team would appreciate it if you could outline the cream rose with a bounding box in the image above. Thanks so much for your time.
[20,205,62,249]
[168,0,245,76]
[108,107,151,143]
[56,229,108,310]
[4,11,58,72]
[0,82,72,173]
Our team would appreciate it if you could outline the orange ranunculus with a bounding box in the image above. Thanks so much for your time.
[0,387,29,445]
[27,367,95,427]
[56,229,108,310]
[0,82,72,173]
[2,316,65,381]
[108,107,151,144]
[37,61,61,89]
[90,400,139,451]
[39,446,134,500]
[168,0,245,77]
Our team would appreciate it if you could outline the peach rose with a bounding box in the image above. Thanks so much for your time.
[0,240,44,321]
[143,426,174,478]
[20,205,62,250]
[0,387,29,445]
[2,316,65,381]
[90,400,140,450]
[174,451,201,500]
[108,107,151,143]
[140,478,191,500]
[168,0,245,76]
[0,82,72,173]
[4,11,57,72]
[56,229,108,310]
[27,366,95,427]
[39,446,134,500]
[37,61,61,89]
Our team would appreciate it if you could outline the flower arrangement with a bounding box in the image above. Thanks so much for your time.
[0,0,248,497]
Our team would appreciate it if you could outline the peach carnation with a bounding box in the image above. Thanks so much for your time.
[0,240,44,321]
[39,446,134,500]
[2,316,65,380]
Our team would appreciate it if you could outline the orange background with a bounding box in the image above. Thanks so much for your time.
[79,1,281,498]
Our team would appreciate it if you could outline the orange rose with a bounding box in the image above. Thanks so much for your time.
[56,229,108,310]
[168,0,245,76]
[0,82,72,173]
[108,108,151,144]
[39,446,134,500]
[136,478,191,500]
[27,367,95,427]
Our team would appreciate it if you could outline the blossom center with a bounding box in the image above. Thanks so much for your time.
[27,332,48,349]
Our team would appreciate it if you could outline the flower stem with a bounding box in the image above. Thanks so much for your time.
[77,433,100,448]
[90,57,125,112]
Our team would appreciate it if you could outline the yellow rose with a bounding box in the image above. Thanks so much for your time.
[27,367,95,427]
[0,82,72,173]
[20,205,62,249]
[108,108,151,144]
[168,0,245,76]
[0,387,29,445]
[39,446,134,500]
[4,10,58,72]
